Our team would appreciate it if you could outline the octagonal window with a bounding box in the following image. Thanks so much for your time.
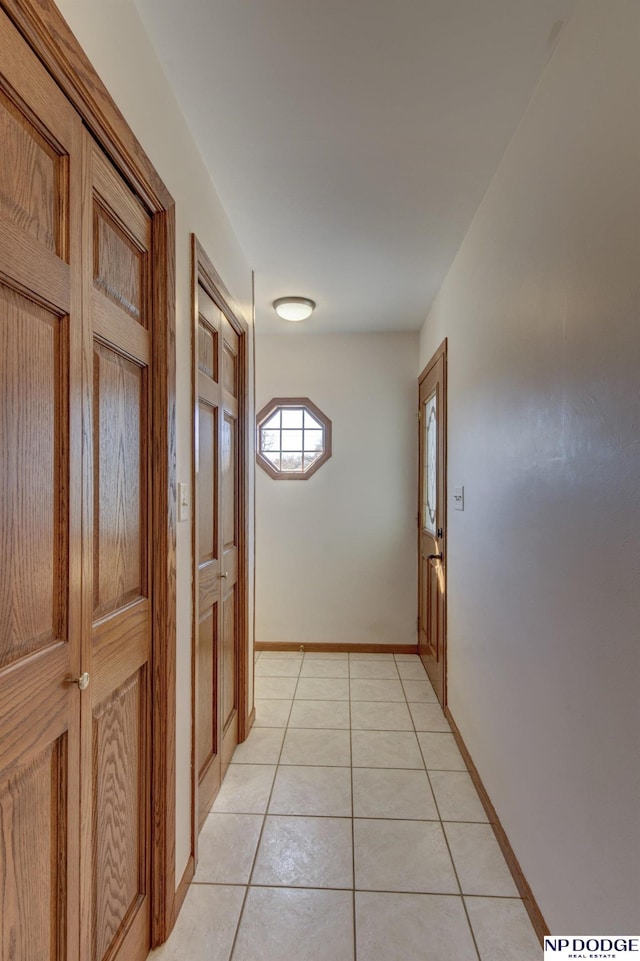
[256,397,332,479]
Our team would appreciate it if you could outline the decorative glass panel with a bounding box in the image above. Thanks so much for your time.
[423,393,437,534]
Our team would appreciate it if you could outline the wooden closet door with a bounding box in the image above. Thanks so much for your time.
[193,239,245,832]
[220,314,240,769]
[80,135,152,961]
[195,282,223,828]
[0,10,83,961]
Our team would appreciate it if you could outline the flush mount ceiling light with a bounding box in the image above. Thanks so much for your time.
[273,296,316,322]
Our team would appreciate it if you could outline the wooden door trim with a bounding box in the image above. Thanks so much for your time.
[418,338,448,708]
[191,234,250,859]
[0,0,177,945]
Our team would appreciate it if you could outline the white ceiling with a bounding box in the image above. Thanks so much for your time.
[135,0,577,334]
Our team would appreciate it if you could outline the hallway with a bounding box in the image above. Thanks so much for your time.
[152,651,540,961]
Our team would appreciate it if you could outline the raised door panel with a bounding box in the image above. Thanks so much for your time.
[0,287,66,667]
[0,13,82,960]
[0,88,61,254]
[196,610,217,778]
[221,588,237,734]
[93,344,145,619]
[0,739,68,961]
[197,402,217,570]
[92,670,147,961]
[93,204,146,326]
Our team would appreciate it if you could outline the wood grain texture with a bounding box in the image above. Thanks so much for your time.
[84,136,152,961]
[445,708,549,945]
[191,234,248,852]
[222,340,237,398]
[0,16,82,959]
[222,588,237,731]
[0,87,58,252]
[255,642,420,654]
[197,402,216,564]
[197,318,216,380]
[92,671,145,961]
[0,2,177,949]
[196,610,217,778]
[0,286,64,667]
[149,202,176,942]
[221,413,237,551]
[0,740,66,961]
[0,0,173,212]
[93,343,145,620]
[94,204,146,324]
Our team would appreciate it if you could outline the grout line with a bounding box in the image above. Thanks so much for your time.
[226,652,303,960]
[192,878,528,901]
[406,683,483,961]
[348,654,358,961]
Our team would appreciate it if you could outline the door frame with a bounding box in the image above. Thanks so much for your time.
[417,338,448,708]
[190,234,250,866]
[0,0,178,944]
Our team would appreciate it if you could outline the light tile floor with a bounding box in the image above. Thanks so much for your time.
[151,652,541,961]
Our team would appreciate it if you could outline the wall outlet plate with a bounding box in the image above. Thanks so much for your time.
[454,486,464,511]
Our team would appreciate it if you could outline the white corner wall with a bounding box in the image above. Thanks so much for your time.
[419,0,640,932]
[54,0,255,884]
[256,332,418,648]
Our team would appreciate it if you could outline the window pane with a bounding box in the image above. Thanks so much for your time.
[423,393,437,534]
[260,428,280,451]
[281,408,303,429]
[304,410,321,430]
[281,429,302,452]
[264,450,281,470]
[304,429,323,452]
[263,411,281,430]
[281,452,303,471]
[303,450,321,470]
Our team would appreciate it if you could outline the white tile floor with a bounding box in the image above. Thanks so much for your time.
[150,652,541,961]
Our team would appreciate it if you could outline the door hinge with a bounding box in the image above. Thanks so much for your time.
[417,409,422,421]
[416,616,420,630]
[416,512,420,527]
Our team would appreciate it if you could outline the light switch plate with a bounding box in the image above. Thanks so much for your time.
[178,482,190,522]
[454,486,464,511]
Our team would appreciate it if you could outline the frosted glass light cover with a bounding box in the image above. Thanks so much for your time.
[273,297,316,321]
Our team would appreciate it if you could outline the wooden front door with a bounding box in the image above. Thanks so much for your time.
[193,238,245,831]
[418,340,448,707]
[80,135,152,961]
[0,12,159,958]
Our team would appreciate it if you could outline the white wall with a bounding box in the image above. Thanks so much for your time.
[55,0,255,884]
[419,0,640,932]
[256,332,418,648]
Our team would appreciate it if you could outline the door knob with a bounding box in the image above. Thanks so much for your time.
[219,571,229,579]
[428,554,443,561]
[68,672,90,690]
